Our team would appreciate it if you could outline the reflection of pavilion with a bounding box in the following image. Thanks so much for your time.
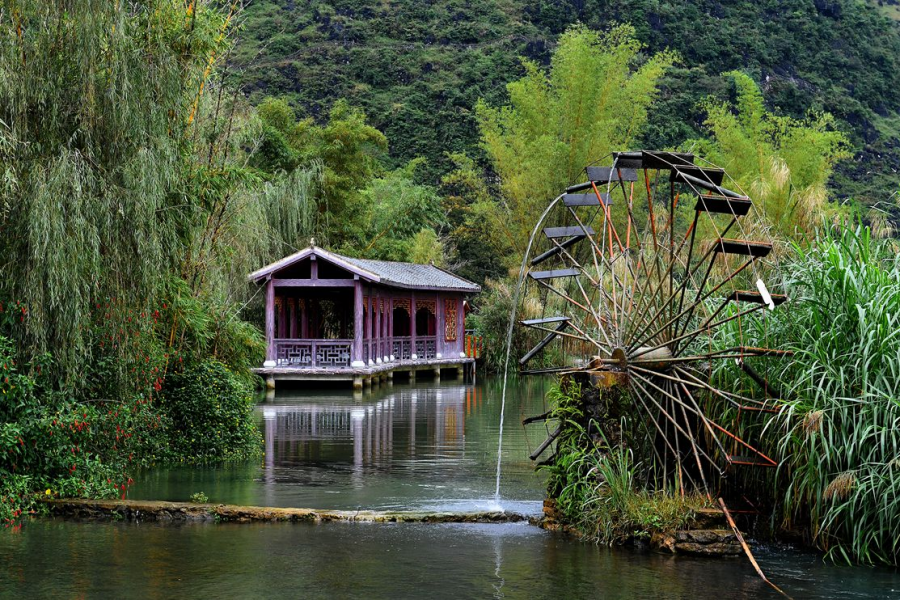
[261,386,468,477]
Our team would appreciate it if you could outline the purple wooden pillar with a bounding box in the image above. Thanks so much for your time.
[436,295,444,358]
[301,298,309,338]
[457,296,466,357]
[288,297,297,338]
[388,297,394,360]
[410,292,417,359]
[367,293,374,365]
[353,279,363,366]
[278,294,287,338]
[374,293,382,363]
[264,277,275,365]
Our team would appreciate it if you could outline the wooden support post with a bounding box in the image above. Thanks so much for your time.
[352,279,364,367]
[375,294,382,364]
[388,297,395,360]
[278,294,287,338]
[434,366,441,380]
[353,376,364,392]
[367,294,374,365]
[288,297,297,339]
[457,365,464,379]
[265,375,276,390]
[410,292,417,359]
[436,295,444,358]
[409,369,416,383]
[301,298,309,338]
[264,277,275,366]
[457,297,465,358]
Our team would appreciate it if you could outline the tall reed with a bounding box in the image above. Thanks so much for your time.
[712,224,900,565]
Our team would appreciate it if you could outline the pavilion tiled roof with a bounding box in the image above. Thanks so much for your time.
[248,246,480,293]
[341,256,481,292]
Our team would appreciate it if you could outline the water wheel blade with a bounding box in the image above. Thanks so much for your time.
[676,171,744,197]
[713,239,773,258]
[613,150,695,170]
[585,166,638,183]
[522,411,552,425]
[728,290,788,306]
[727,455,777,468]
[529,268,580,280]
[672,165,726,186]
[530,424,563,461]
[563,193,612,207]
[530,235,586,266]
[694,195,752,216]
[519,321,569,365]
[543,225,594,239]
[520,316,570,326]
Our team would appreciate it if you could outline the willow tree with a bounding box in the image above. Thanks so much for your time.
[475,24,677,261]
[697,71,850,240]
[0,1,319,389]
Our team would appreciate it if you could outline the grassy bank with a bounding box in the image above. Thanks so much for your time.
[541,380,711,545]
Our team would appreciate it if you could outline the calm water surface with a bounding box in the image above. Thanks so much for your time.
[2,376,899,598]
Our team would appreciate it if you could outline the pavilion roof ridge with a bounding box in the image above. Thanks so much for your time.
[248,246,481,293]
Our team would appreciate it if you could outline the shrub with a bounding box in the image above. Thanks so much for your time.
[159,360,261,462]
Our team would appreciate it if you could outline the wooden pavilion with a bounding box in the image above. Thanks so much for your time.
[248,243,480,390]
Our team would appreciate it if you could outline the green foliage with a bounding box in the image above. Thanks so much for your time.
[541,380,708,544]
[237,0,900,204]
[189,491,209,504]
[0,333,165,527]
[343,159,446,261]
[475,24,676,262]
[158,360,261,463]
[694,72,851,239]
[712,224,900,565]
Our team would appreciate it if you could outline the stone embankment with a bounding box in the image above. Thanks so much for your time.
[43,498,534,525]
[541,499,743,556]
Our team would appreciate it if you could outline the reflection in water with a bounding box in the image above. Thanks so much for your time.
[4,520,900,599]
[5,377,900,598]
[131,378,550,513]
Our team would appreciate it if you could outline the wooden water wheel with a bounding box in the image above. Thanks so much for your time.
[518,150,789,493]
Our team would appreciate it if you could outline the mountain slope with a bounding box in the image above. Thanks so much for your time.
[234,0,900,203]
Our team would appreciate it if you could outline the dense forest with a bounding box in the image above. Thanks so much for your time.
[235,0,900,206]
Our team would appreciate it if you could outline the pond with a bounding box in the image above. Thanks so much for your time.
[2,376,899,598]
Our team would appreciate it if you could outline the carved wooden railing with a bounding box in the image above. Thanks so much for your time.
[275,339,353,368]
[392,336,412,360]
[415,336,437,360]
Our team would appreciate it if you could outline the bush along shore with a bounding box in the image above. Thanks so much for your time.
[0,308,261,530]
[539,225,900,566]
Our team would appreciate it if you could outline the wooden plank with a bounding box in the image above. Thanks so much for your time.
[530,234,586,266]
[520,321,569,365]
[612,150,695,170]
[671,165,725,186]
[585,166,638,183]
[713,239,773,258]
[521,316,570,326]
[529,269,580,280]
[727,290,788,306]
[563,192,612,207]
[695,195,752,216]
[543,226,594,239]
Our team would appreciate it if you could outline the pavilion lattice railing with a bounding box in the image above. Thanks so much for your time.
[275,339,352,368]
